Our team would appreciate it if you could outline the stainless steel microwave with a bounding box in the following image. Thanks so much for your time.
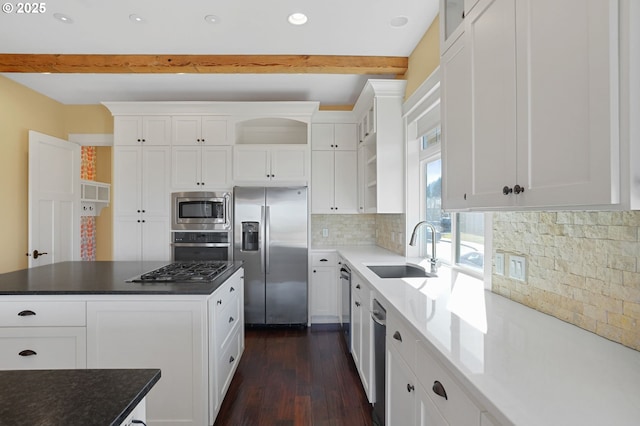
[171,191,231,230]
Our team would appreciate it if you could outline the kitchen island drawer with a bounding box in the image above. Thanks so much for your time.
[0,327,87,370]
[0,301,86,327]
[387,310,417,371]
[213,288,241,350]
[216,325,241,401]
[416,339,481,426]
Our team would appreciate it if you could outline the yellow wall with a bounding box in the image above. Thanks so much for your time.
[404,16,440,100]
[0,76,114,273]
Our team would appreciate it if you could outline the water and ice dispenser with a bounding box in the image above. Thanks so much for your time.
[241,222,259,251]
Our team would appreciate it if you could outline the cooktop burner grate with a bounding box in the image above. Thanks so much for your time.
[127,261,232,283]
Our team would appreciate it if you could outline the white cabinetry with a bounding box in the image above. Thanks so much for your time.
[353,80,406,213]
[171,116,232,190]
[233,145,308,183]
[311,123,358,214]
[351,271,373,401]
[113,116,171,146]
[0,300,86,370]
[309,251,339,323]
[113,144,171,261]
[209,270,244,423]
[444,0,626,210]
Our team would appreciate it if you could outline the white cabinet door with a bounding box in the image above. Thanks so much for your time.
[172,146,202,188]
[417,383,450,426]
[311,150,335,213]
[311,123,335,150]
[173,116,229,146]
[334,151,358,213]
[142,117,171,145]
[310,267,338,321]
[271,147,307,181]
[141,146,170,218]
[466,0,518,208]
[172,116,201,146]
[387,344,416,426]
[441,33,472,210]
[114,116,142,146]
[233,146,271,182]
[201,117,230,145]
[141,216,171,261]
[113,217,143,261]
[201,146,232,189]
[359,278,372,400]
[87,300,207,426]
[334,123,358,151]
[515,0,619,207]
[113,147,142,218]
[0,327,86,370]
[115,116,171,146]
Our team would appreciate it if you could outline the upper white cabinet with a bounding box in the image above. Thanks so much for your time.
[440,0,481,54]
[113,116,171,146]
[353,80,406,214]
[233,145,308,183]
[443,0,635,210]
[311,122,358,214]
[172,116,230,146]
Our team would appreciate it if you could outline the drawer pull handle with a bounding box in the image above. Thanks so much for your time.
[432,381,448,400]
[393,331,402,342]
[229,316,234,323]
[229,355,235,364]
[320,258,328,262]
[356,284,361,289]
[18,310,36,317]
[217,300,223,305]
[19,349,37,357]
[407,383,415,393]
[230,287,235,292]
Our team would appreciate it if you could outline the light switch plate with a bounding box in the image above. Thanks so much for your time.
[508,255,526,281]
[322,228,329,238]
[495,253,505,275]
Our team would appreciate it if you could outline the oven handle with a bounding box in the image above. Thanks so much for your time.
[171,243,230,248]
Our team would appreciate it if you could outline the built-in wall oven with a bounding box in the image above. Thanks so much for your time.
[172,191,231,231]
[171,231,232,262]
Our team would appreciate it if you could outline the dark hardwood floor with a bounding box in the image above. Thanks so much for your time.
[214,324,374,426]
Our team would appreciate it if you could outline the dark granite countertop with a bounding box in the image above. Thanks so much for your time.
[0,369,160,426]
[0,261,243,295]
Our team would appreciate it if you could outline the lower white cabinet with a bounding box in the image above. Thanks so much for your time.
[0,327,86,370]
[119,398,147,426]
[387,344,417,425]
[309,251,340,323]
[351,271,373,401]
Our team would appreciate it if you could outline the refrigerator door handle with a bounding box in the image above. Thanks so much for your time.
[260,206,266,274]
[265,205,271,274]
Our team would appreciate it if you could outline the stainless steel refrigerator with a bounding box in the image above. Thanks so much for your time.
[233,186,308,325]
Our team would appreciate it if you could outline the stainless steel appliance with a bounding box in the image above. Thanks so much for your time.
[172,191,231,230]
[126,261,233,283]
[340,264,352,351]
[372,298,386,426]
[234,186,308,325]
[172,231,231,261]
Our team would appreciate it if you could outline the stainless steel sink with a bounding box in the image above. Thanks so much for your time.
[367,264,436,279]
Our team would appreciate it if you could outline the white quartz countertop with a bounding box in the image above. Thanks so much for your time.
[325,245,640,426]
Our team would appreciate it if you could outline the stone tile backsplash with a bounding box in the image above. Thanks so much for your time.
[492,211,640,351]
[310,214,405,256]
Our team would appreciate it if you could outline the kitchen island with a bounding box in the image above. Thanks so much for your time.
[0,261,245,426]
[0,368,160,426]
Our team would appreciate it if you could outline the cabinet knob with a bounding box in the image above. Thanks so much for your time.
[330,207,334,210]
[355,301,361,307]
[17,310,36,317]
[201,182,205,186]
[432,381,448,400]
[18,349,37,357]
[393,331,402,342]
[502,186,513,195]
[313,269,317,273]
[137,139,141,143]
[229,316,234,323]
[229,355,235,364]
[142,139,146,143]
[271,174,275,178]
[217,300,223,305]
[407,384,415,393]
[335,145,338,148]
[141,220,146,223]
[230,287,235,292]
[514,184,525,194]
[356,284,361,289]
[197,182,201,185]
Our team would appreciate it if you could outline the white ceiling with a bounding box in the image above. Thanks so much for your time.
[0,0,439,105]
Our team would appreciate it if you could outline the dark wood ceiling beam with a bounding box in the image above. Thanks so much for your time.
[0,54,408,75]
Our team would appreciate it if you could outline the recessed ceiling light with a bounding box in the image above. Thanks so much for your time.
[129,14,144,23]
[204,15,219,24]
[53,13,73,24]
[390,16,409,28]
[287,12,308,26]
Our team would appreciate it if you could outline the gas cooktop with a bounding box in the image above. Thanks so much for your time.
[127,261,233,283]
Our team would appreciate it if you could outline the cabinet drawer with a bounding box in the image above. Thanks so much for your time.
[214,290,241,350]
[387,311,416,371]
[416,340,481,426]
[311,251,337,267]
[0,327,87,370]
[0,301,86,327]
[212,275,241,309]
[216,326,241,399]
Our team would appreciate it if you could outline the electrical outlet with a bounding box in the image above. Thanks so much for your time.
[508,255,526,281]
[322,228,329,238]
[495,253,505,275]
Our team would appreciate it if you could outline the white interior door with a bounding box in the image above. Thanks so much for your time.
[28,131,80,267]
